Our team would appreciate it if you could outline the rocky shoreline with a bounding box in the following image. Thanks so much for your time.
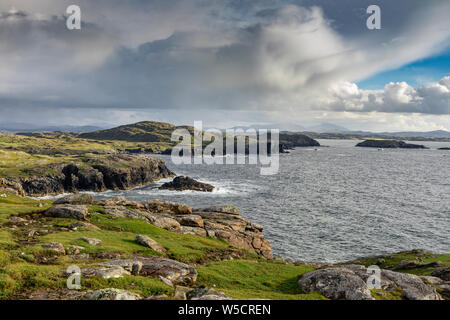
[1,152,448,300]
[0,154,174,197]
[1,191,448,300]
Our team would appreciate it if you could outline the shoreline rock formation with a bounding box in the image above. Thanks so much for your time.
[92,198,272,259]
[159,176,214,192]
[2,154,174,197]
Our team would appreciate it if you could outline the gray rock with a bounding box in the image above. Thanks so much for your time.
[146,215,181,231]
[299,265,442,300]
[45,205,88,220]
[77,237,102,246]
[188,288,231,300]
[135,234,167,253]
[103,206,146,220]
[144,200,192,215]
[298,267,375,300]
[200,205,239,215]
[174,286,191,300]
[381,269,442,300]
[175,215,204,228]
[179,226,207,237]
[431,266,450,281]
[41,242,65,255]
[87,288,141,300]
[81,266,130,279]
[54,193,94,205]
[134,255,198,286]
[421,276,444,285]
[69,221,100,230]
[99,259,143,275]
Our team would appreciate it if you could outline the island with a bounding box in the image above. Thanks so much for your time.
[356,139,428,149]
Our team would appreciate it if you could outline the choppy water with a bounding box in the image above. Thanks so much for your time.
[94,139,450,263]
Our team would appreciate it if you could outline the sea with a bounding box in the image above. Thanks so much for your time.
[87,139,449,262]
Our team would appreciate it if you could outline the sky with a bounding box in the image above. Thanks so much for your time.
[0,0,449,132]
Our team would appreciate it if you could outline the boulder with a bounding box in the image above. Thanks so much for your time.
[87,288,141,300]
[146,215,181,231]
[135,234,167,253]
[298,267,374,300]
[179,226,207,237]
[134,255,198,286]
[54,193,94,205]
[41,242,65,255]
[103,206,146,220]
[175,215,204,228]
[200,205,239,215]
[174,286,231,300]
[81,266,130,279]
[44,205,88,220]
[0,178,25,196]
[159,176,214,192]
[69,222,100,230]
[144,200,192,215]
[77,237,102,246]
[299,265,442,300]
[431,266,450,281]
[99,259,143,275]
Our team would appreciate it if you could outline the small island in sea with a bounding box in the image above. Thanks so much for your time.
[356,140,428,149]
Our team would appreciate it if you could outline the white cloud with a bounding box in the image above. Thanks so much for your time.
[328,76,450,115]
[0,0,449,131]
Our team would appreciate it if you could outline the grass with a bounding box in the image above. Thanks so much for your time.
[1,194,448,300]
[0,194,52,222]
[197,260,325,300]
[346,250,450,276]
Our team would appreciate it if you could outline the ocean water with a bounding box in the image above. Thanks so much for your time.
[94,139,450,263]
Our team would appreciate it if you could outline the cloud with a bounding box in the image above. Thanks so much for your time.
[0,0,449,130]
[327,76,450,114]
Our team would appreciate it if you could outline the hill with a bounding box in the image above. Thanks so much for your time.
[78,121,194,143]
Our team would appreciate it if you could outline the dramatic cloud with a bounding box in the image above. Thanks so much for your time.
[0,0,449,130]
[327,76,450,114]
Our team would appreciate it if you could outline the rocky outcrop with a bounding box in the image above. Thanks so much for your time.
[7,154,174,197]
[89,257,198,286]
[299,267,374,300]
[0,178,25,196]
[54,193,94,205]
[135,255,198,286]
[77,237,102,246]
[299,265,442,300]
[431,267,450,281]
[87,288,141,300]
[90,198,272,258]
[174,286,231,300]
[135,235,167,253]
[159,176,214,192]
[41,242,65,255]
[356,140,427,149]
[44,205,89,220]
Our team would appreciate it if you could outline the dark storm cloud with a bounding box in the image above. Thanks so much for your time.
[0,0,449,129]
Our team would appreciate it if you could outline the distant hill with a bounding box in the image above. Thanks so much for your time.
[78,121,194,142]
[78,121,320,152]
